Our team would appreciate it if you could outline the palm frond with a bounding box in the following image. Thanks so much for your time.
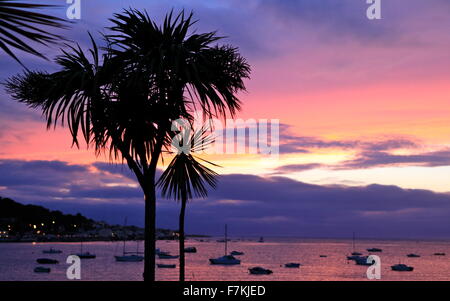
[158,128,220,202]
[0,0,69,65]
[171,125,216,155]
[106,9,250,122]
[157,152,219,201]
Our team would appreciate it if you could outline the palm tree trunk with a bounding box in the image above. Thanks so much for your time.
[142,128,166,282]
[143,184,156,282]
[179,195,187,281]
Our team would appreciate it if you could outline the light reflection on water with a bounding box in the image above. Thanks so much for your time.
[0,238,449,281]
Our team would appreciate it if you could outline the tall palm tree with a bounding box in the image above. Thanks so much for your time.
[158,128,218,281]
[0,0,68,65]
[5,9,250,282]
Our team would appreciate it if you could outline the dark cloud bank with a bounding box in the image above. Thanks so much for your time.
[1,159,450,239]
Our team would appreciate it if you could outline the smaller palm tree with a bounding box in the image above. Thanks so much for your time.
[157,127,219,281]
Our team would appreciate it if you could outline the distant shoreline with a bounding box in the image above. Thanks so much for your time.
[0,235,211,244]
[1,236,450,243]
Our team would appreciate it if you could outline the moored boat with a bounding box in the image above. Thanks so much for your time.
[157,264,176,268]
[184,247,197,253]
[158,253,179,259]
[230,251,244,256]
[407,253,420,258]
[209,255,240,265]
[391,264,414,271]
[114,222,144,262]
[354,256,375,266]
[115,254,144,262]
[284,262,301,268]
[349,232,362,256]
[367,248,382,252]
[210,225,241,265]
[36,258,58,264]
[34,266,51,273]
[42,248,62,254]
[74,241,96,259]
[249,267,273,275]
[77,252,96,259]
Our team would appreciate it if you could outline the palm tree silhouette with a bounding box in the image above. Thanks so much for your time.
[6,9,250,282]
[158,127,219,281]
[0,0,68,65]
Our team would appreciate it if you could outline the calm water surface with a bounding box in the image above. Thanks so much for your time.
[1,238,449,281]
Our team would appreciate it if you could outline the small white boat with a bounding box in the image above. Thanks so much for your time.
[230,251,244,256]
[210,224,242,265]
[115,254,144,262]
[391,264,414,271]
[284,262,301,268]
[158,253,179,259]
[157,264,176,268]
[42,248,62,254]
[184,247,197,253]
[249,267,272,275]
[209,255,241,265]
[34,266,51,273]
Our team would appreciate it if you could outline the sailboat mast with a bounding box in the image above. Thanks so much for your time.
[225,224,228,256]
[352,232,355,251]
[122,217,127,255]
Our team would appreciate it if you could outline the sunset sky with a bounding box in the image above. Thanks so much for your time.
[1,0,450,238]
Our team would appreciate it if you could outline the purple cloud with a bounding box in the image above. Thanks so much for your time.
[273,163,324,174]
[275,147,450,173]
[338,149,450,169]
[279,123,420,155]
[2,159,450,238]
